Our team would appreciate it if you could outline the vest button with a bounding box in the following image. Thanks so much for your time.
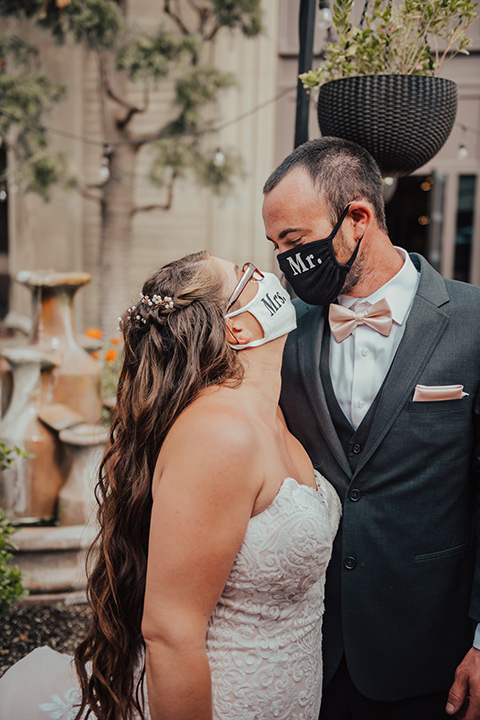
[349,488,361,502]
[352,443,362,454]
[344,556,357,570]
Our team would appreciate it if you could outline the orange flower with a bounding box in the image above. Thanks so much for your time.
[109,337,122,346]
[85,328,103,340]
[105,349,119,364]
[91,351,100,361]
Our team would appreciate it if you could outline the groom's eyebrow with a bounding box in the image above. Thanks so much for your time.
[279,227,305,238]
[266,228,304,242]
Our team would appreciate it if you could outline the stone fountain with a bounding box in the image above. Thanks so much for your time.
[0,271,108,601]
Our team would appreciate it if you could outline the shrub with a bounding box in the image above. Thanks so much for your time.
[0,443,30,614]
[0,508,28,615]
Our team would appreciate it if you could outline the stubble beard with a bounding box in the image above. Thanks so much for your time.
[336,226,365,296]
[340,249,364,296]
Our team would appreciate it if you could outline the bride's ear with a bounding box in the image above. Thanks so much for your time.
[226,317,254,346]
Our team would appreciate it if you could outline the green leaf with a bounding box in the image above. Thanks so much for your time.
[0,508,28,616]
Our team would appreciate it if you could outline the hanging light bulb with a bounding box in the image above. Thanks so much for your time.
[0,185,7,202]
[214,147,225,168]
[99,145,111,181]
[382,177,397,204]
[457,124,468,161]
[318,0,332,29]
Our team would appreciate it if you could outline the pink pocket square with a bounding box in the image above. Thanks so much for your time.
[412,384,468,402]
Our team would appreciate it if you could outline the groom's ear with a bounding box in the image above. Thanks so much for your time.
[226,317,254,346]
[348,201,372,238]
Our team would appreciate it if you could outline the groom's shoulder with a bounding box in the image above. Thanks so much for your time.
[443,276,480,304]
[412,252,480,312]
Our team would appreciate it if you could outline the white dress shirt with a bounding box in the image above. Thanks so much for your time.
[330,248,420,429]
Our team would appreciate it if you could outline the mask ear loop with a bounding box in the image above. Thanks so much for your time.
[329,203,365,270]
[345,233,364,269]
[225,317,240,345]
[330,203,352,236]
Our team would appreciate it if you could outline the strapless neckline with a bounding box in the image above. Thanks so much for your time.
[251,474,320,518]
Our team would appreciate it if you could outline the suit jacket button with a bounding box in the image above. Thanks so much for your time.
[352,444,362,454]
[349,489,361,502]
[344,556,357,570]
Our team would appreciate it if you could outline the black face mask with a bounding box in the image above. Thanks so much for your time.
[277,205,363,306]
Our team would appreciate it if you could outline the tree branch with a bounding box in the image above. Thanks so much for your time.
[118,105,142,129]
[131,174,176,214]
[128,128,169,148]
[97,47,138,117]
[130,202,171,214]
[117,89,150,129]
[107,84,135,111]
[79,186,103,202]
[191,0,214,36]
[164,0,190,35]
[206,24,221,42]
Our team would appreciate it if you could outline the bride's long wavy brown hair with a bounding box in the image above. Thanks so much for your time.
[74,251,243,719]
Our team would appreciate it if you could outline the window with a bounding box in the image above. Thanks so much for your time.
[454,175,476,283]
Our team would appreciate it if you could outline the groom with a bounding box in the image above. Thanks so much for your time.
[262,137,480,719]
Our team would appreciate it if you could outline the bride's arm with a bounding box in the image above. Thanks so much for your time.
[142,409,259,720]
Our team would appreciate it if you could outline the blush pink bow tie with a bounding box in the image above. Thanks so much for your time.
[329,298,393,342]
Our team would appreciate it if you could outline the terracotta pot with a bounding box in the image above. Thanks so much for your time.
[58,423,109,527]
[16,271,102,424]
[0,347,64,522]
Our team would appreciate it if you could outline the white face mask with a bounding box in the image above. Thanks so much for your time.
[225,272,297,350]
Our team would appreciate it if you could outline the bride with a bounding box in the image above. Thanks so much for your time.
[0,251,341,720]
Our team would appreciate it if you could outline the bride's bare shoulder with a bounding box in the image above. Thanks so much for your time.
[152,386,260,498]
[162,386,257,459]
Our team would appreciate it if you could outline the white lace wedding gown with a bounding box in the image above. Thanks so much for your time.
[0,471,341,720]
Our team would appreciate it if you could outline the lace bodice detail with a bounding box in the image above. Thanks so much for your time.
[0,473,340,720]
[206,471,341,720]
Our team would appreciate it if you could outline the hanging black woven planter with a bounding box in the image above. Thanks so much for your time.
[317,75,457,177]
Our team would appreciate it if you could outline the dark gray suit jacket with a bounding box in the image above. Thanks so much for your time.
[280,254,480,702]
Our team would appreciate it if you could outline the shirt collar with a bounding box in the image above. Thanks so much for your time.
[337,247,420,326]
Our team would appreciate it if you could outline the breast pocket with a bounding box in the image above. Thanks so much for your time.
[408,398,469,414]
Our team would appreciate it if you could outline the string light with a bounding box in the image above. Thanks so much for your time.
[383,176,397,203]
[99,145,111,181]
[213,147,225,167]
[457,124,468,160]
[0,87,296,152]
[318,0,332,30]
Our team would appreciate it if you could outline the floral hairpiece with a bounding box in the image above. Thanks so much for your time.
[140,292,175,309]
[127,292,176,325]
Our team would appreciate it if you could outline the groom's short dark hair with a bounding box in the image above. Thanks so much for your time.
[263,137,387,232]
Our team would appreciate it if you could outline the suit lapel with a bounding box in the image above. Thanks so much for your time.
[354,254,450,476]
[296,306,352,479]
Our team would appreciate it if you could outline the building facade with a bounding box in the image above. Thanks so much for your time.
[1,0,479,333]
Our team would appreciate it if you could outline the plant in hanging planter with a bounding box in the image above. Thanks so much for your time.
[299,0,479,177]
